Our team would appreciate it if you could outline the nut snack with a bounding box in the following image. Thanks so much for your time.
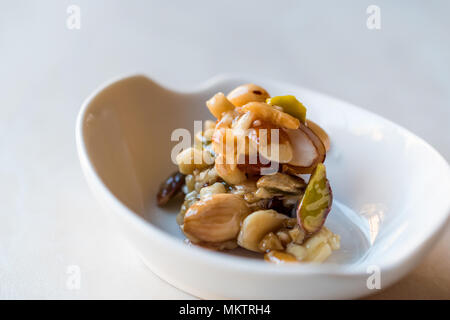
[157,84,340,263]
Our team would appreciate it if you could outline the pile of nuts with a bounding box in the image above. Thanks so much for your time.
[157,84,340,264]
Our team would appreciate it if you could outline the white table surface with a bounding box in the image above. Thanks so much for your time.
[0,0,449,299]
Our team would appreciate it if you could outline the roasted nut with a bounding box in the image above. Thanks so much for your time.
[206,92,236,119]
[264,250,297,264]
[247,123,293,163]
[204,120,216,131]
[215,154,246,185]
[254,187,275,199]
[238,102,300,129]
[157,171,185,206]
[231,179,257,195]
[302,227,339,262]
[232,112,255,132]
[211,118,236,157]
[305,243,332,263]
[227,84,270,107]
[306,119,330,151]
[184,174,195,193]
[199,182,226,200]
[195,128,215,146]
[237,210,288,252]
[276,230,292,245]
[193,167,219,192]
[285,243,307,260]
[288,226,305,244]
[177,190,199,225]
[256,173,306,194]
[258,140,293,164]
[328,233,341,251]
[176,147,214,174]
[258,232,284,252]
[303,226,331,251]
[183,194,250,243]
[283,121,326,174]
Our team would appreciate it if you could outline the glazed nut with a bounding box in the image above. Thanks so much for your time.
[276,230,292,245]
[203,128,215,142]
[258,232,284,252]
[177,190,199,225]
[302,227,339,262]
[328,233,341,250]
[206,92,236,119]
[194,130,208,145]
[199,182,226,200]
[264,250,297,264]
[214,154,247,185]
[237,210,288,252]
[176,147,214,174]
[306,243,332,263]
[248,128,293,164]
[256,173,306,194]
[183,194,250,243]
[238,102,300,129]
[204,119,216,131]
[285,243,307,261]
[288,226,305,245]
[227,84,270,107]
[306,119,330,151]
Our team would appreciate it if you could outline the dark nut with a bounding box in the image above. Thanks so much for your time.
[256,173,306,194]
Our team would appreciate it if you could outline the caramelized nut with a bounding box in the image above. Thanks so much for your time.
[276,230,292,245]
[176,147,214,174]
[286,243,307,260]
[258,232,284,252]
[256,173,306,194]
[306,243,332,263]
[199,182,226,200]
[206,92,236,119]
[214,154,246,185]
[264,250,297,264]
[306,119,330,151]
[227,84,270,107]
[288,226,306,244]
[238,102,300,129]
[237,210,288,252]
[302,227,339,262]
[183,194,250,243]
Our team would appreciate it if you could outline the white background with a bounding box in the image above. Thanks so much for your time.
[0,0,449,299]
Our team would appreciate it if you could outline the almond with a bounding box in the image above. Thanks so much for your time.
[206,92,236,119]
[237,210,288,252]
[264,250,298,264]
[227,84,270,107]
[183,194,250,243]
[237,102,300,129]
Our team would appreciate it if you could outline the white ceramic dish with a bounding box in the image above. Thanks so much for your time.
[76,74,450,299]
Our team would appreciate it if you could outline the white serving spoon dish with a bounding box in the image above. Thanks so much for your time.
[76,74,450,299]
